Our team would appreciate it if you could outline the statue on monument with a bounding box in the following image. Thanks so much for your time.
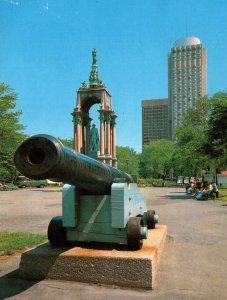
[90,124,100,152]
[81,81,88,88]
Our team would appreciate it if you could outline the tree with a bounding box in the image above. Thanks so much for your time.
[139,139,175,178]
[174,97,210,176]
[201,92,227,169]
[174,125,208,176]
[116,146,139,175]
[59,137,74,148]
[181,96,208,129]
[0,83,26,182]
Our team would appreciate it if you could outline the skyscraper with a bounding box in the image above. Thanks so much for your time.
[142,98,169,146]
[168,37,207,139]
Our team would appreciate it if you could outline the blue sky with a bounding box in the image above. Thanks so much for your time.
[1,0,227,152]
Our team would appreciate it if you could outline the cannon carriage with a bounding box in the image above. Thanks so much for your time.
[14,134,158,250]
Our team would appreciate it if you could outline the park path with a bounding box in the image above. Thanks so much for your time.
[143,187,227,299]
[0,187,227,299]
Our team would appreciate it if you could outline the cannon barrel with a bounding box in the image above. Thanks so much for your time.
[14,134,133,195]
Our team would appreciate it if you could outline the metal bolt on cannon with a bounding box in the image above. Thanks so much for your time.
[14,134,158,250]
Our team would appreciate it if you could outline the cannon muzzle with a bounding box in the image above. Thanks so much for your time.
[14,134,133,195]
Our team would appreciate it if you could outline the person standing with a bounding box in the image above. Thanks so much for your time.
[211,181,219,198]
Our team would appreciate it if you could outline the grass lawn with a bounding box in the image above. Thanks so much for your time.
[0,232,47,256]
[217,187,227,203]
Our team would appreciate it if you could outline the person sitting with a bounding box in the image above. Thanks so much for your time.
[202,181,213,199]
[185,182,191,193]
[197,177,203,190]
[193,178,199,193]
[195,181,211,200]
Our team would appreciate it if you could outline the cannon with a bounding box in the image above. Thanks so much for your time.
[14,134,158,249]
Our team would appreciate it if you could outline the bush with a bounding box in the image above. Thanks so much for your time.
[150,178,164,187]
[137,177,165,187]
[137,178,147,187]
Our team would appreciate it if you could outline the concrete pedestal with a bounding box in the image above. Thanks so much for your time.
[19,225,167,289]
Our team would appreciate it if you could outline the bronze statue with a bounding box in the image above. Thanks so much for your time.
[90,124,99,152]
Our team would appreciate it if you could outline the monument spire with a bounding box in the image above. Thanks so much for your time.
[89,49,103,88]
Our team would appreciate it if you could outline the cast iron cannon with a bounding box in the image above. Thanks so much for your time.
[14,134,158,249]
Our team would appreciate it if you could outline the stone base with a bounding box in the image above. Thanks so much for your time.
[19,225,167,289]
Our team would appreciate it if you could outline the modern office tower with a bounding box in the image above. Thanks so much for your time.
[142,98,169,146]
[168,37,207,139]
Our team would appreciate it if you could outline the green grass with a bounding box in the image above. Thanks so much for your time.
[218,188,227,202]
[0,232,47,256]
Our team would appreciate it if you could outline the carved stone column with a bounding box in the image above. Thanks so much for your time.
[110,127,113,156]
[99,111,105,155]
[73,114,82,152]
[76,93,81,111]
[73,122,77,150]
[82,114,91,155]
[112,124,116,158]
[105,114,111,155]
[111,115,117,158]
[85,121,91,155]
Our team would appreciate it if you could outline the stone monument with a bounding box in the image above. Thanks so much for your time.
[72,49,117,166]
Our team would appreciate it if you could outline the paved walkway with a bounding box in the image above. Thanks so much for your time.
[0,187,227,299]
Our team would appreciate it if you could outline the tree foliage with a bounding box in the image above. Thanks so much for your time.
[174,97,209,176]
[59,137,74,149]
[181,96,208,129]
[0,83,26,182]
[116,146,139,175]
[139,139,175,178]
[201,92,227,167]
[168,134,206,177]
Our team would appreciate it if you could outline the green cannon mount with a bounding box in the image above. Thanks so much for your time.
[51,182,158,250]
